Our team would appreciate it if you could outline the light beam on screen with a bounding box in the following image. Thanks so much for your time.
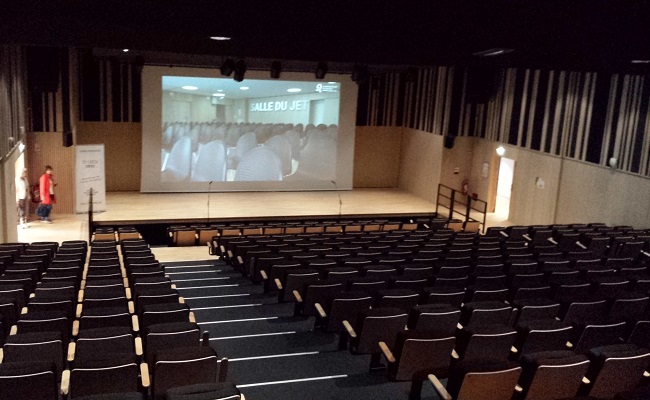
[141,67,356,192]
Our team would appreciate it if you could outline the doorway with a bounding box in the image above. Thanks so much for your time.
[495,157,515,220]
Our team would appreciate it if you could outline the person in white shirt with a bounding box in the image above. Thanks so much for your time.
[15,168,30,229]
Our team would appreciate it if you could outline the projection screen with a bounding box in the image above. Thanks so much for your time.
[141,66,357,192]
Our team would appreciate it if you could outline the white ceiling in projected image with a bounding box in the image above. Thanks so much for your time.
[162,76,340,99]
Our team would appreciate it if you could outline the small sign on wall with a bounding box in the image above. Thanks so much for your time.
[535,177,545,189]
[482,162,489,178]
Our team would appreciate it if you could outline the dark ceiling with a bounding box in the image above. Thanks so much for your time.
[1,0,649,72]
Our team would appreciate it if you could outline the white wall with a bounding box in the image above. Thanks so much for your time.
[398,128,443,202]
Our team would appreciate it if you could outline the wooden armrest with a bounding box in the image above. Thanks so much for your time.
[29,292,35,298]
[342,320,357,339]
[379,341,395,363]
[457,322,463,330]
[428,374,452,400]
[179,296,185,304]
[195,233,199,240]
[237,256,243,265]
[135,337,143,356]
[566,341,573,349]
[227,250,233,259]
[315,303,327,319]
[0,348,4,363]
[292,290,303,303]
[511,346,518,354]
[60,369,71,396]
[515,384,523,393]
[582,376,591,384]
[77,289,84,303]
[189,311,196,323]
[132,315,140,332]
[500,231,509,238]
[10,325,17,335]
[171,284,177,290]
[275,278,283,290]
[168,232,173,238]
[548,238,558,245]
[645,371,650,378]
[67,342,76,362]
[21,306,28,315]
[72,320,79,337]
[576,242,587,250]
[80,280,86,290]
[125,287,132,300]
[123,277,129,288]
[76,304,83,318]
[140,363,150,388]
[522,234,532,241]
[260,270,268,280]
[128,301,135,314]
[218,357,229,382]
[451,349,459,359]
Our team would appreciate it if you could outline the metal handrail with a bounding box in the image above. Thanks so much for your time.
[436,183,488,233]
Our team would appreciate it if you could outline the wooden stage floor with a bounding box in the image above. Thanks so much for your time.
[93,188,437,225]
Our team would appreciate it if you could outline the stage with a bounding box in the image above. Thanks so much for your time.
[93,188,437,226]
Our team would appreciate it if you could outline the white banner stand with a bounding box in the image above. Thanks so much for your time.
[75,145,106,213]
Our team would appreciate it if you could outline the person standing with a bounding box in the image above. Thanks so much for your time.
[39,165,56,223]
[15,168,30,229]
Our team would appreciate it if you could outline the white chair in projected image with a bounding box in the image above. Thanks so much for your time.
[234,147,283,181]
[287,134,336,181]
[191,140,227,182]
[264,135,292,176]
[229,132,257,170]
[162,136,192,181]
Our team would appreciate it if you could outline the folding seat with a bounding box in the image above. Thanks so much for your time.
[627,320,650,347]
[63,352,148,399]
[342,307,409,368]
[259,259,299,292]
[152,346,226,400]
[401,264,435,279]
[561,297,607,325]
[429,361,521,400]
[440,256,472,269]
[464,286,509,303]
[434,276,468,288]
[390,276,429,291]
[590,276,630,298]
[380,331,456,398]
[570,319,627,354]
[144,322,206,370]
[2,331,64,376]
[539,260,571,274]
[134,289,181,316]
[608,292,649,321]
[454,324,517,365]
[0,361,58,400]
[374,289,420,311]
[506,261,539,275]
[582,344,650,399]
[517,351,590,400]
[346,277,389,297]
[437,265,471,280]
[141,303,193,332]
[552,233,581,253]
[165,383,242,400]
[512,319,573,356]
[459,301,512,329]
[277,269,319,302]
[293,281,343,317]
[75,306,134,334]
[322,266,359,286]
[421,286,465,307]
[70,326,137,364]
[407,304,460,335]
[16,310,70,344]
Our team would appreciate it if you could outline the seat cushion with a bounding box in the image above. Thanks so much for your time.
[166,383,240,400]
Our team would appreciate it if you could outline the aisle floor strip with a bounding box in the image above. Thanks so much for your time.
[209,331,296,341]
[219,351,320,363]
[193,303,263,311]
[237,374,348,389]
[176,284,239,290]
[185,293,250,300]
[200,316,278,325]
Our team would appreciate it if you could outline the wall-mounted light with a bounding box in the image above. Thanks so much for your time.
[608,157,618,168]
[18,142,25,153]
[496,146,506,156]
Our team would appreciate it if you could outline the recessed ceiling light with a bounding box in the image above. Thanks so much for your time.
[328,82,337,84]
[239,86,249,90]
[473,48,514,57]
[287,88,302,93]
[217,89,224,92]
[181,85,198,91]
[212,93,226,97]
[122,49,129,53]
[210,36,231,41]
[631,59,650,64]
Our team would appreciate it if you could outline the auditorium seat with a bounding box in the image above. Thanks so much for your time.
[428,361,521,400]
[0,361,58,400]
[165,383,243,400]
[581,344,650,399]
[516,351,590,400]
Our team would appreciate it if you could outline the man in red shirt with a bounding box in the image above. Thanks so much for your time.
[38,165,56,223]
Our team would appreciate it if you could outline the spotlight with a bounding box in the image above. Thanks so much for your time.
[220,59,235,76]
[270,61,282,79]
[315,62,328,79]
[233,59,246,82]
[351,65,369,85]
[496,146,506,156]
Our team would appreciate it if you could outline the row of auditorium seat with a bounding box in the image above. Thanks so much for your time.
[0,233,243,400]
[213,221,650,399]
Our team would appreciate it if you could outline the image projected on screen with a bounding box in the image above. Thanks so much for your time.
[161,76,340,183]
